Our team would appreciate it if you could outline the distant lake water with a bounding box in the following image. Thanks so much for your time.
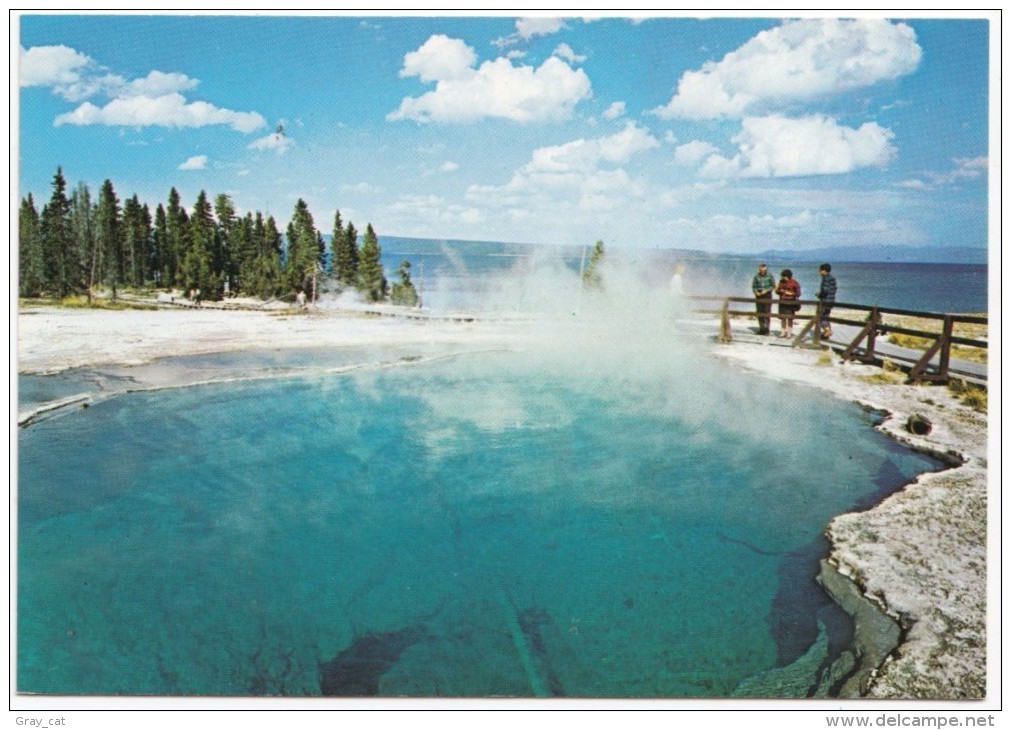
[378,240,988,315]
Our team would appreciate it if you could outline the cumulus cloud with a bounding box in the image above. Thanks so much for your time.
[602,101,626,120]
[522,122,659,176]
[674,140,721,166]
[22,43,265,134]
[466,122,659,212]
[55,92,266,133]
[553,43,586,64]
[440,161,460,172]
[117,70,199,98]
[248,129,294,154]
[399,34,476,82]
[515,17,567,39]
[178,155,207,170]
[697,114,895,178]
[654,18,922,119]
[388,35,591,123]
[19,44,93,88]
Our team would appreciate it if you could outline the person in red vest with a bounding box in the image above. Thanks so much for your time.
[775,269,801,338]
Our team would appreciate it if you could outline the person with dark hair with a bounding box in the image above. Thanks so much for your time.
[816,263,837,338]
[751,263,775,335]
[775,268,801,338]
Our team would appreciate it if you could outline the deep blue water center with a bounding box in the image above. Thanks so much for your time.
[17,351,940,697]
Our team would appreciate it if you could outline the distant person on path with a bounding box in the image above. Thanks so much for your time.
[816,263,837,338]
[775,269,801,338]
[751,263,775,335]
[295,288,307,309]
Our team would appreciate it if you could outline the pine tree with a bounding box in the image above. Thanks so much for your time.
[214,193,237,293]
[390,260,419,307]
[166,187,188,288]
[95,179,121,298]
[338,220,359,288]
[180,191,221,300]
[18,194,45,297]
[230,212,255,294]
[357,223,387,302]
[329,209,343,278]
[582,239,605,290]
[285,199,320,298]
[153,204,169,287]
[39,167,78,297]
[70,182,96,300]
[122,195,152,288]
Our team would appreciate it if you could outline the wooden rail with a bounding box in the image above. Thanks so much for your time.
[688,296,988,385]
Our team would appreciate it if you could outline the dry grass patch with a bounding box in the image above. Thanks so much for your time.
[948,379,988,412]
[881,313,987,364]
[55,295,159,311]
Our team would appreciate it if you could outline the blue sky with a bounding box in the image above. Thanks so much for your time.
[15,12,994,256]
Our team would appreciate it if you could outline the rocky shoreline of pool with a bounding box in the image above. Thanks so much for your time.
[711,338,987,699]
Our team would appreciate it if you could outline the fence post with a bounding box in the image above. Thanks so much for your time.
[937,314,954,381]
[866,307,879,360]
[841,307,880,363]
[718,298,732,343]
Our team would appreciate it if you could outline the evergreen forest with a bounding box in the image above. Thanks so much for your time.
[18,167,416,306]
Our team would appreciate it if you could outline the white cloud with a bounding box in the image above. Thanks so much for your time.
[54,92,266,133]
[440,161,460,173]
[602,101,626,120]
[399,34,476,83]
[521,122,659,177]
[388,36,591,123]
[380,193,486,233]
[931,156,988,184]
[179,155,207,170]
[248,130,294,154]
[901,156,989,190]
[466,122,659,215]
[654,18,922,119]
[22,43,265,133]
[553,43,586,64]
[516,17,567,39]
[118,70,199,98]
[18,45,115,102]
[698,114,895,178]
[19,44,93,88]
[674,140,720,166]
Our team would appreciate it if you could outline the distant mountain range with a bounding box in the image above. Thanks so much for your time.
[753,244,988,265]
[376,235,987,266]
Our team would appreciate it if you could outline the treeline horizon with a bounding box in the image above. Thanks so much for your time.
[18,167,419,306]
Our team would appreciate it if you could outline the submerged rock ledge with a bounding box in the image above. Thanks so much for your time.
[713,339,987,699]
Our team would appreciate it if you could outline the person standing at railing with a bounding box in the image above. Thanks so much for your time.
[775,269,801,338]
[751,262,775,335]
[816,263,837,338]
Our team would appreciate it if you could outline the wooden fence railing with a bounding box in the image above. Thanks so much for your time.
[688,296,988,385]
